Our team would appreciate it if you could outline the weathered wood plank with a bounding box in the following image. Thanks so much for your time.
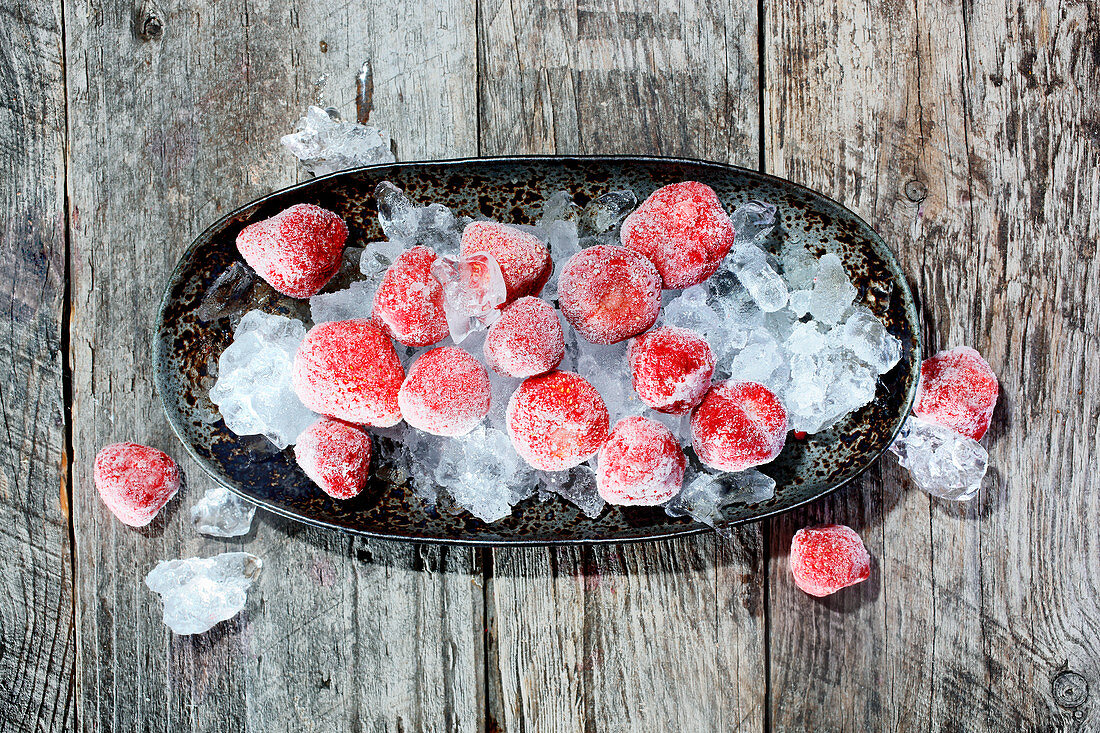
[765,0,1100,728]
[0,0,75,729]
[477,0,765,729]
[65,1,482,730]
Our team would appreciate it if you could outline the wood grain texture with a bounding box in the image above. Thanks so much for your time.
[477,0,765,729]
[765,0,1100,729]
[0,0,76,729]
[65,1,482,730]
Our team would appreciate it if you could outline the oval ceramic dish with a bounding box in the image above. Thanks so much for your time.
[155,156,920,545]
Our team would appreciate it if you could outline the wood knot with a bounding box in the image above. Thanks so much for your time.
[1052,670,1089,709]
[135,0,164,40]
[904,179,927,203]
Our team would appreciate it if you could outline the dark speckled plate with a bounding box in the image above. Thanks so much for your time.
[154,156,920,545]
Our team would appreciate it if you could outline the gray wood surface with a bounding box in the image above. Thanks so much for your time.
[3,0,1097,730]
[0,0,75,729]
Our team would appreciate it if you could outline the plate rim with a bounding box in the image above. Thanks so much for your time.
[154,154,922,546]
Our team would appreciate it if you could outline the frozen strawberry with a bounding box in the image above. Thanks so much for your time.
[460,221,551,302]
[372,246,449,347]
[484,297,565,378]
[913,346,999,440]
[691,381,787,471]
[93,442,181,527]
[294,417,372,500]
[620,181,735,289]
[596,416,686,506]
[506,370,610,471]
[293,319,405,427]
[789,524,871,597]
[235,203,348,298]
[558,245,662,344]
[629,326,715,414]
[399,347,492,436]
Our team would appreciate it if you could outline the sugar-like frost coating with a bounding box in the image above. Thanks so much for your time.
[506,370,610,471]
[629,326,715,414]
[294,417,373,499]
[399,347,492,436]
[94,442,181,527]
[597,416,686,506]
[620,181,735,289]
[292,319,405,426]
[484,297,565,377]
[461,221,551,302]
[691,381,788,471]
[789,524,871,597]
[913,346,999,440]
[235,203,348,298]
[558,245,662,344]
[372,245,450,347]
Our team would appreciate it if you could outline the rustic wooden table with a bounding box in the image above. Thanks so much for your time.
[4,0,1098,729]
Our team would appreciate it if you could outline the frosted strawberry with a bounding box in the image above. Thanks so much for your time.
[484,297,565,378]
[620,181,735,288]
[506,370,610,471]
[398,347,492,436]
[293,319,404,427]
[372,246,449,347]
[460,221,551,302]
[596,417,686,506]
[294,417,372,500]
[691,381,787,471]
[93,442,181,527]
[235,203,348,298]
[558,245,662,344]
[789,524,871,597]
[913,346,999,440]
[629,326,715,414]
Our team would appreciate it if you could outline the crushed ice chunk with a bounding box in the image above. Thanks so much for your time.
[565,330,644,420]
[832,306,902,374]
[726,330,789,392]
[808,253,858,324]
[209,310,318,449]
[542,220,581,301]
[537,190,578,226]
[779,241,819,290]
[582,189,638,233]
[784,347,878,434]
[197,262,256,322]
[190,487,256,537]
[730,200,777,246]
[375,181,467,253]
[433,425,536,522]
[309,280,376,324]
[359,240,407,280]
[281,106,395,176]
[890,415,988,501]
[728,241,789,312]
[788,289,812,317]
[665,468,776,538]
[431,252,507,342]
[661,286,723,337]
[145,552,262,635]
[539,465,605,518]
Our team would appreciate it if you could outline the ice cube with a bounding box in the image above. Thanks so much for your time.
[808,253,858,324]
[197,262,256,322]
[539,465,605,518]
[567,331,642,421]
[788,289,812,317]
[661,286,723,337]
[664,468,775,538]
[783,346,878,434]
[374,182,468,253]
[309,280,377,324]
[190,487,256,538]
[582,189,638,233]
[537,190,578,226]
[542,220,582,301]
[433,425,536,522]
[832,306,902,374]
[209,310,318,449]
[727,241,789,312]
[889,415,988,501]
[729,200,777,246]
[359,240,407,280]
[779,241,819,290]
[725,329,789,392]
[431,252,507,342]
[281,106,395,176]
[145,552,262,635]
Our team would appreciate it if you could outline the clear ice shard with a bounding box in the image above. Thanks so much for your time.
[539,465,605,519]
[280,106,395,176]
[832,305,902,374]
[145,552,262,635]
[432,425,536,522]
[730,200,778,246]
[889,415,988,501]
[583,189,638,233]
[191,487,256,538]
[537,190,579,226]
[359,240,407,281]
[808,253,858,324]
[309,280,377,324]
[665,469,776,538]
[197,262,255,322]
[431,252,507,342]
[727,241,789,312]
[374,181,468,253]
[209,310,318,449]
